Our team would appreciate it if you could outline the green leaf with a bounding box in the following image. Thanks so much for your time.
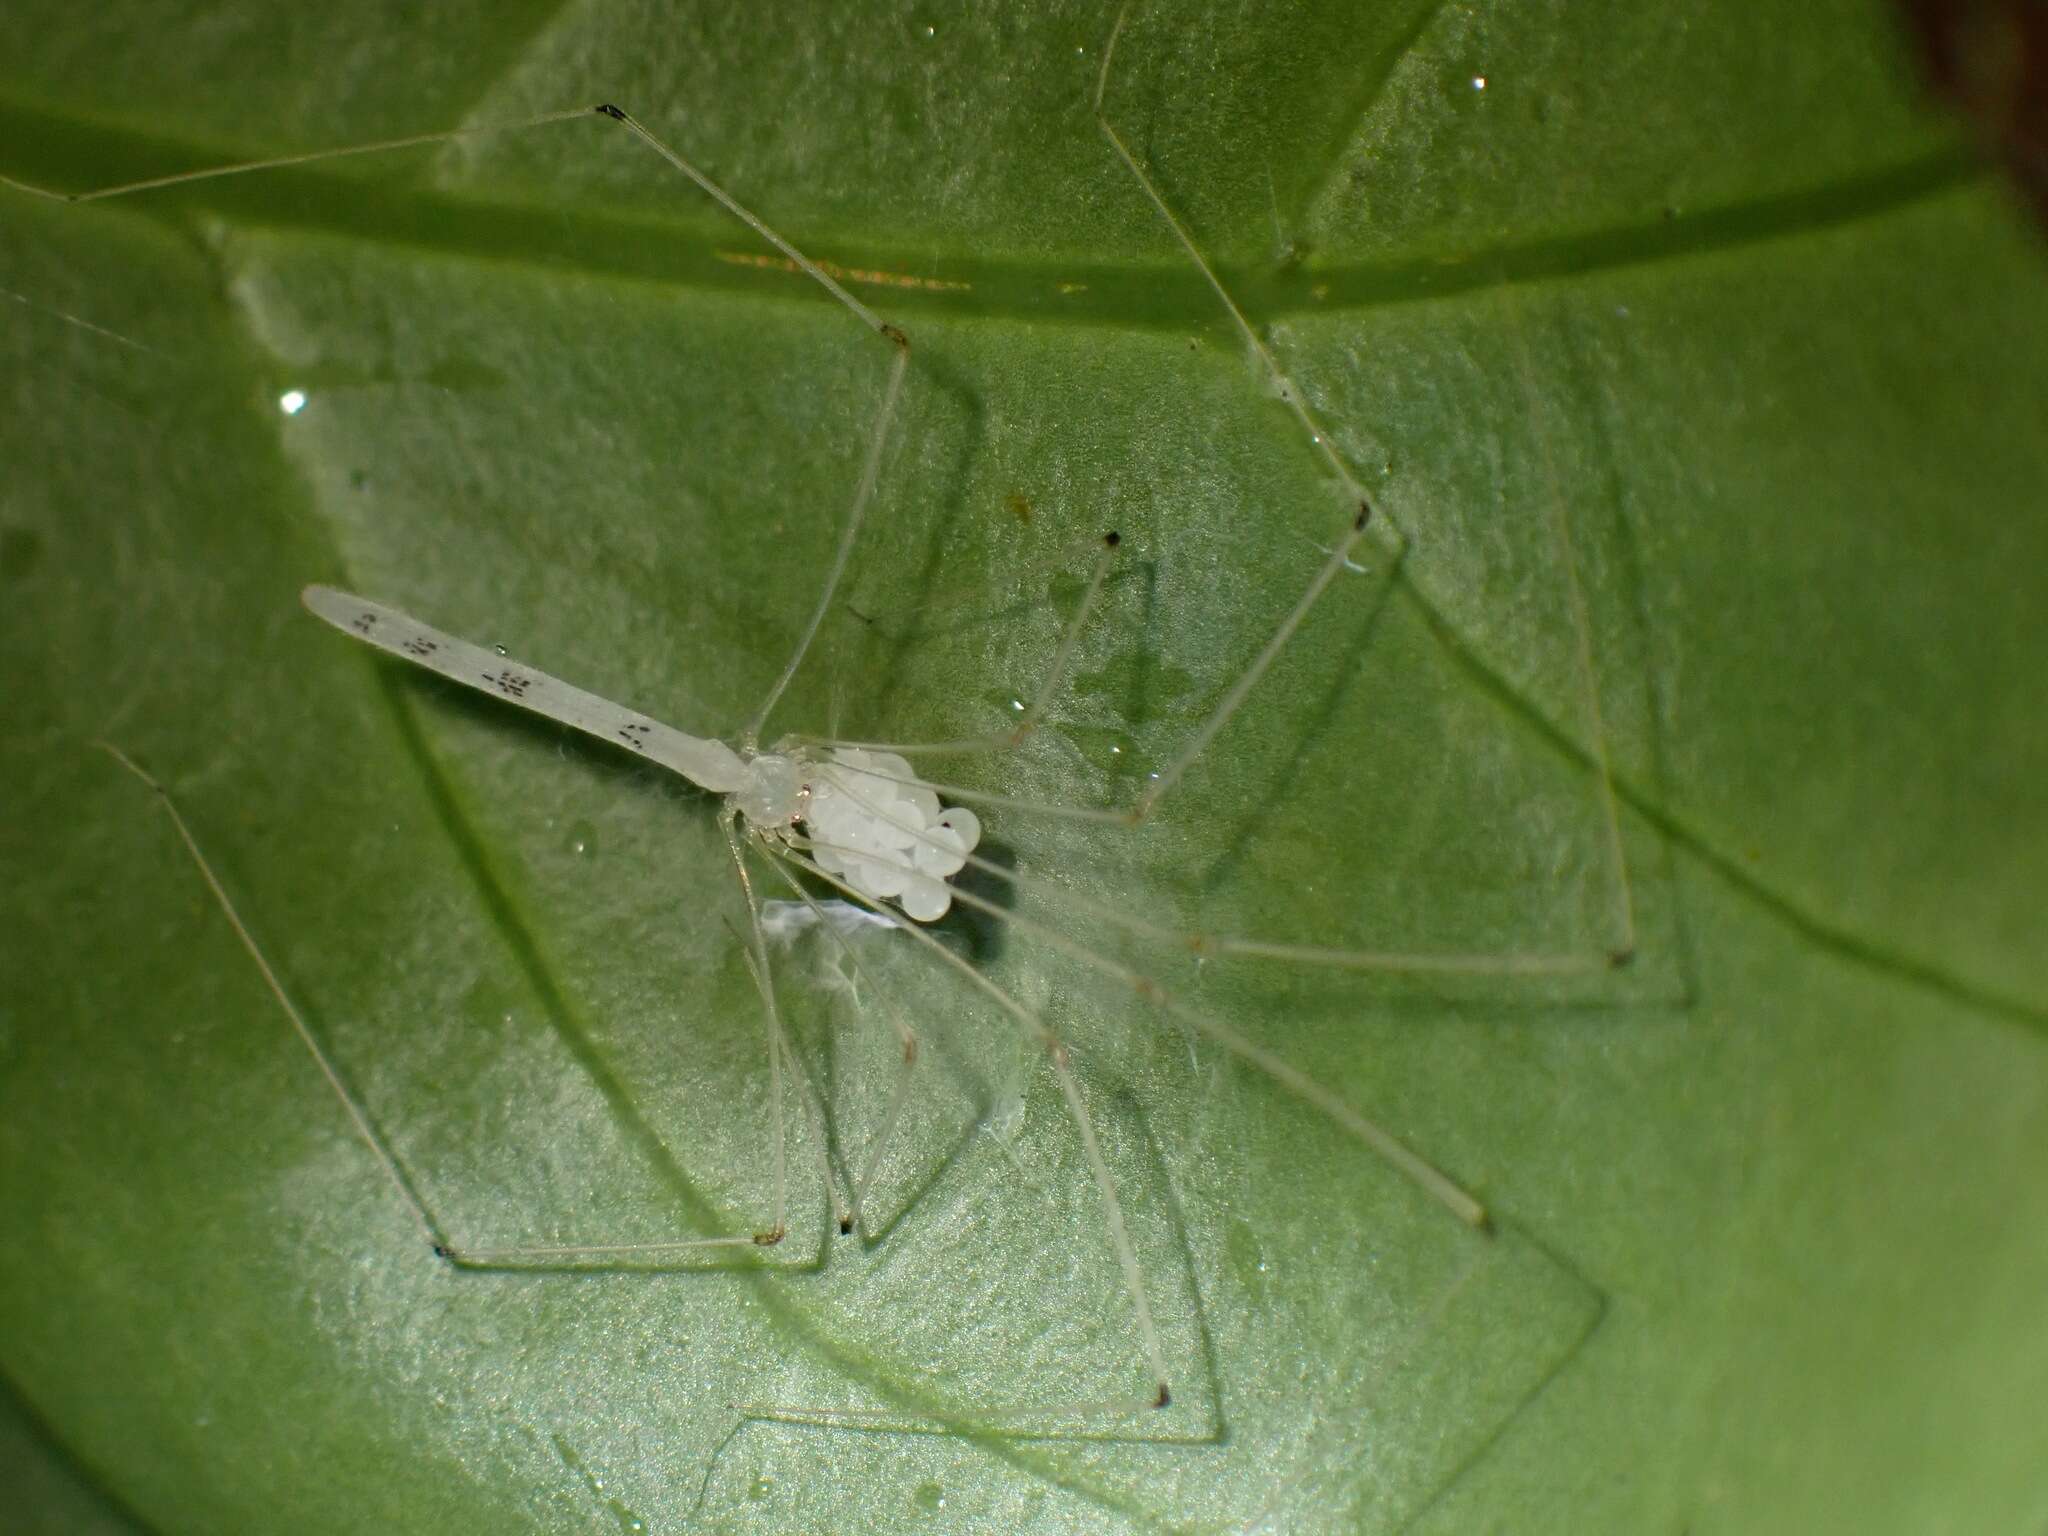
[4,2,2046,1532]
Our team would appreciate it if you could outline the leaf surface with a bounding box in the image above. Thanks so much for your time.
[2,2,2045,1533]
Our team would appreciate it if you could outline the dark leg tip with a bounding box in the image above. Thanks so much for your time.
[1104,529,1121,547]
[431,1244,451,1260]
[1153,1383,1172,1410]
[838,1216,854,1236]
[595,103,626,121]
[1353,499,1373,531]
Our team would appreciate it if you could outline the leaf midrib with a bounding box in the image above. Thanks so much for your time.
[0,96,1983,332]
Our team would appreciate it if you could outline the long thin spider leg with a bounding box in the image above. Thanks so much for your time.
[757,856,922,1237]
[820,763,1620,986]
[592,105,882,334]
[1501,295,1639,966]
[447,1228,764,1264]
[828,725,1630,978]
[742,318,911,750]
[972,21,1441,845]
[1093,5,1637,950]
[1,107,596,203]
[107,743,829,1268]
[0,283,159,353]
[100,742,449,1257]
[635,37,932,753]
[793,825,1486,1230]
[1093,13,1378,530]
[797,506,1370,834]
[759,841,1175,1421]
[448,1231,763,1264]
[796,507,1371,839]
[842,772,1134,827]
[1133,506,1370,822]
[9,102,915,756]
[5,102,884,345]
[726,901,852,1237]
[1090,20,1386,824]
[799,530,1123,759]
[722,813,791,1246]
[367,827,825,1269]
